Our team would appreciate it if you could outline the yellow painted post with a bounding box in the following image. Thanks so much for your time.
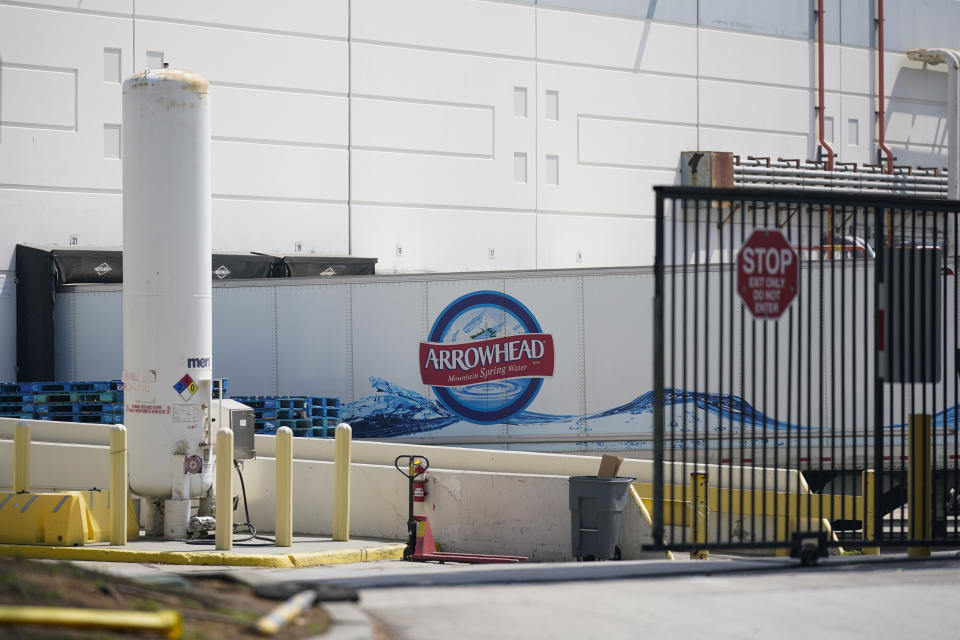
[332,423,352,541]
[690,472,708,560]
[774,515,792,557]
[908,414,931,557]
[275,426,293,547]
[215,427,234,551]
[109,425,127,545]
[255,589,318,635]
[861,469,880,555]
[13,422,30,493]
[0,605,182,639]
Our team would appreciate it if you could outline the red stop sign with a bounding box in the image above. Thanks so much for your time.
[737,229,798,320]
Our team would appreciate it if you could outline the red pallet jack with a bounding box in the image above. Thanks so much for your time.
[395,455,526,564]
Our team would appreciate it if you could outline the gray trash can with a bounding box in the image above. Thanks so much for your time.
[569,475,635,561]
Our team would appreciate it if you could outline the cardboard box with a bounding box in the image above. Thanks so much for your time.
[597,454,624,478]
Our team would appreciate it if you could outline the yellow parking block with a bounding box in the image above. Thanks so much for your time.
[0,492,87,546]
[0,490,138,547]
[77,490,139,542]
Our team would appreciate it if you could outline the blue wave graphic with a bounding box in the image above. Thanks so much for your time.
[344,377,574,438]
[597,388,804,430]
[342,380,960,438]
[935,404,960,428]
[344,377,458,438]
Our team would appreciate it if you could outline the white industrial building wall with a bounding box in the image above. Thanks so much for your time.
[0,2,131,382]
[2,0,959,381]
[133,1,351,254]
[349,4,538,272]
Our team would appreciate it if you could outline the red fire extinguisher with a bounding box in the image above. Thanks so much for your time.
[411,458,427,502]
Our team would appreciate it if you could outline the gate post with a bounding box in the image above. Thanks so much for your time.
[690,472,708,559]
[861,469,880,555]
[652,188,666,546]
[908,414,931,557]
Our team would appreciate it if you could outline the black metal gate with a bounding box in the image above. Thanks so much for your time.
[651,186,960,556]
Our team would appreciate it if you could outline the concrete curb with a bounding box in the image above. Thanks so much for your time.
[243,551,960,591]
[316,603,376,640]
[0,542,407,568]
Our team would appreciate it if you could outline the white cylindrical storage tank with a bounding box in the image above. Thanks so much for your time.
[122,68,213,499]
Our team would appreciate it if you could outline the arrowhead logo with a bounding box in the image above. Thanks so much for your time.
[420,291,554,424]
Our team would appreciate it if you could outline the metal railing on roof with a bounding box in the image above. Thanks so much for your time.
[733,156,949,198]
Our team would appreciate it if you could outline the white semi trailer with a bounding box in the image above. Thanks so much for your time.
[53,263,960,482]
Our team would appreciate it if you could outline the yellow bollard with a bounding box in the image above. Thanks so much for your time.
[216,427,234,551]
[109,425,128,545]
[861,469,880,555]
[774,515,792,557]
[332,423,352,542]
[908,414,931,558]
[13,422,30,493]
[255,589,317,636]
[690,472,708,560]
[275,426,293,547]
[0,605,182,639]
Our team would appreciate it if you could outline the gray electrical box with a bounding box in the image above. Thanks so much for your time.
[884,247,942,383]
[212,399,256,460]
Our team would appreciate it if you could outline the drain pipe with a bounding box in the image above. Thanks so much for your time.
[907,48,960,199]
[876,0,895,173]
[817,0,835,172]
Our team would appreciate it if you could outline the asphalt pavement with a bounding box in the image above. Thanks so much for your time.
[355,554,960,640]
[72,550,960,640]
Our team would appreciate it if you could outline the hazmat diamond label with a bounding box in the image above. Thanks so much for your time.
[174,373,197,401]
[94,262,112,276]
[214,265,231,279]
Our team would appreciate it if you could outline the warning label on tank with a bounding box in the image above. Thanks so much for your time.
[173,373,199,401]
[123,370,157,382]
[126,403,171,415]
[173,404,201,423]
[122,370,156,393]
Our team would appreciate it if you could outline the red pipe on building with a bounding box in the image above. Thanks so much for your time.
[876,0,895,173]
[817,0,835,171]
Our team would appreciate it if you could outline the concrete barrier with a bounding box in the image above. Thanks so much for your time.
[0,419,113,491]
[1,417,807,495]
[0,440,108,491]
[0,419,113,446]
[0,417,810,560]
[234,458,575,561]
[252,433,810,493]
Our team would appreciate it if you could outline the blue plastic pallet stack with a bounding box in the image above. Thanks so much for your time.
[0,380,124,424]
[230,395,341,438]
[0,378,228,425]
